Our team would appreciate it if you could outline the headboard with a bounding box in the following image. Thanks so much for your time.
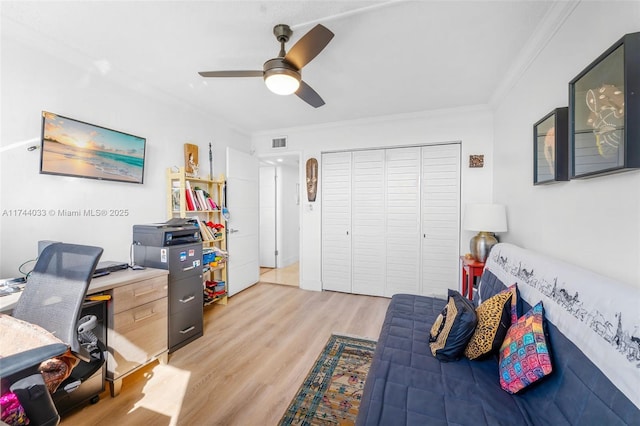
[481,243,640,409]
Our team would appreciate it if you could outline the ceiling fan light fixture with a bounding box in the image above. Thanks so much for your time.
[198,23,333,107]
[264,70,300,96]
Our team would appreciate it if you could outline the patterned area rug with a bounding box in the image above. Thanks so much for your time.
[279,334,377,426]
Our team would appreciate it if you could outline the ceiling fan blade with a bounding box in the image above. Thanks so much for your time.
[198,70,263,78]
[296,80,325,108]
[284,24,334,70]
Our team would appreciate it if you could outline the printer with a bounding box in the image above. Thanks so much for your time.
[132,220,200,247]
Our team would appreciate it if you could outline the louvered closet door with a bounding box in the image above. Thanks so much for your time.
[385,147,421,297]
[351,150,385,296]
[321,152,352,293]
[421,144,461,297]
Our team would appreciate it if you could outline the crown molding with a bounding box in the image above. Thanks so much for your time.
[489,0,581,108]
[252,103,493,137]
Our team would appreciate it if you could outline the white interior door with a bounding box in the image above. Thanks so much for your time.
[421,144,461,297]
[226,147,260,296]
[259,166,276,268]
[351,150,385,296]
[384,147,421,297]
[321,152,352,293]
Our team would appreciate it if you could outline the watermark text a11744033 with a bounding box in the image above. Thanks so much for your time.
[1,208,130,217]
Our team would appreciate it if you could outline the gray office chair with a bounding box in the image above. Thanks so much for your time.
[0,243,103,426]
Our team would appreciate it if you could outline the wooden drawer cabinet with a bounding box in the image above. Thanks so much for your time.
[109,298,168,377]
[111,275,167,314]
[106,274,169,396]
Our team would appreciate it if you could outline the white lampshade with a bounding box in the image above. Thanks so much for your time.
[264,73,300,95]
[463,204,508,232]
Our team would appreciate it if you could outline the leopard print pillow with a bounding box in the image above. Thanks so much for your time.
[464,291,513,360]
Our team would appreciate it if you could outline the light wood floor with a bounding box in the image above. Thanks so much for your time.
[259,262,299,287]
[62,282,390,426]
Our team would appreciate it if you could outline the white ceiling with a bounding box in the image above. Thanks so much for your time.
[2,1,563,134]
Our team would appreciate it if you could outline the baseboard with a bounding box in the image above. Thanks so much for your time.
[299,279,321,292]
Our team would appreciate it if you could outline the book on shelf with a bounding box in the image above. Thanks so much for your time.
[185,181,197,211]
[194,189,210,211]
[204,290,226,304]
[195,186,219,211]
[171,181,181,212]
[192,216,213,240]
[185,190,195,211]
[203,220,215,241]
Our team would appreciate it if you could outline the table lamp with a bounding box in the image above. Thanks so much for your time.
[463,204,508,262]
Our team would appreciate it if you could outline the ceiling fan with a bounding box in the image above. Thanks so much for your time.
[198,23,334,108]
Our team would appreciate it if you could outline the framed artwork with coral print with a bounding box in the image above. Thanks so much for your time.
[533,107,568,185]
[569,31,640,178]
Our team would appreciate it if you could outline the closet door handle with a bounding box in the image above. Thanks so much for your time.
[179,295,195,303]
[179,326,195,334]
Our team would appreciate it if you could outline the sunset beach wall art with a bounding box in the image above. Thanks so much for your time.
[40,111,146,184]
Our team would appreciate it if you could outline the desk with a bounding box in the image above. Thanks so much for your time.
[460,256,485,301]
[0,268,169,397]
[1,269,167,312]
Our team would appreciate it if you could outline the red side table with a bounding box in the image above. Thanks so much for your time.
[460,256,485,301]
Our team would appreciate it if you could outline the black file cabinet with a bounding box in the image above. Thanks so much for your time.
[133,242,203,353]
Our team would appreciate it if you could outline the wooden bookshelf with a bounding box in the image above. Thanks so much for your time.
[166,167,228,306]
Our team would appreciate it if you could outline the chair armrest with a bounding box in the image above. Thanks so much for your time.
[0,343,68,378]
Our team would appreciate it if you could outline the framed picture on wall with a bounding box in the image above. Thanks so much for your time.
[533,107,569,185]
[569,31,640,178]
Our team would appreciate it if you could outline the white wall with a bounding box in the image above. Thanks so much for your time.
[493,1,640,286]
[0,35,250,276]
[258,163,300,269]
[259,166,276,268]
[277,163,300,268]
[252,106,494,291]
